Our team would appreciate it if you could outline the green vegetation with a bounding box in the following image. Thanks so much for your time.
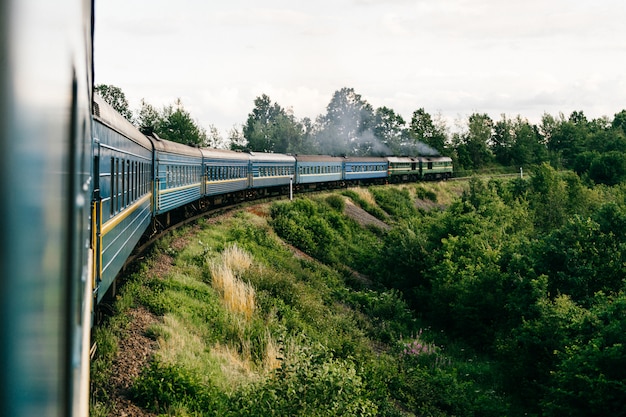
[92,172,626,416]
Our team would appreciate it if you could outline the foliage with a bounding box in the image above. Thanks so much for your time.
[243,94,307,153]
[95,84,133,121]
[232,343,379,416]
[131,359,211,413]
[369,185,417,220]
[408,107,448,155]
[92,178,626,417]
[157,99,208,146]
[317,87,377,156]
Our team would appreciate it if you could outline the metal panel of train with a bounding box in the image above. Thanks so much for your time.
[201,148,250,197]
[92,95,154,303]
[151,135,203,214]
[295,155,344,185]
[418,156,453,180]
[343,156,389,183]
[387,156,420,182]
[0,0,94,416]
[249,152,296,189]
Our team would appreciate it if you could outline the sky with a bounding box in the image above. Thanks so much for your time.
[94,0,626,137]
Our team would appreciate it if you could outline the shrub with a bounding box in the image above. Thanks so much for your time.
[325,194,345,211]
[416,185,438,202]
[131,359,211,413]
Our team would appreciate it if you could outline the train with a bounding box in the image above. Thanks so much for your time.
[0,1,451,416]
[93,92,451,305]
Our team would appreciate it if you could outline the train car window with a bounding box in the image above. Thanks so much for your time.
[120,158,125,209]
[136,161,139,199]
[111,157,115,215]
[126,160,130,206]
[117,158,121,212]
[139,162,143,196]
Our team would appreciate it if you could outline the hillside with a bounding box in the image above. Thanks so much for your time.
[92,173,626,417]
[91,182,489,417]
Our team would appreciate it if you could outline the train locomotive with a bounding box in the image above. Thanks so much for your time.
[0,1,452,415]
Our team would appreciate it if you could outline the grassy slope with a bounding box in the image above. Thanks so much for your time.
[91,182,510,417]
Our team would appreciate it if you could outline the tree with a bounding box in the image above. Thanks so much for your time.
[372,106,406,155]
[408,108,447,155]
[95,84,133,121]
[317,87,375,155]
[510,116,546,166]
[206,124,227,149]
[243,94,302,153]
[454,113,493,169]
[542,292,626,417]
[492,115,515,165]
[136,99,161,135]
[157,99,207,146]
[228,125,247,151]
[545,111,589,167]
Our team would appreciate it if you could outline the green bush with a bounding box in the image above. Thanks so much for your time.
[369,186,417,219]
[416,185,438,202]
[131,359,212,413]
[325,194,345,211]
[232,343,378,416]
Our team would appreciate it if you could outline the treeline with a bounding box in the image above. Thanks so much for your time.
[96,84,626,184]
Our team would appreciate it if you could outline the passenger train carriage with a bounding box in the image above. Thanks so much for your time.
[295,155,344,188]
[249,152,296,191]
[202,148,250,202]
[0,0,95,415]
[151,134,204,215]
[344,156,389,184]
[93,95,154,303]
[0,1,452,414]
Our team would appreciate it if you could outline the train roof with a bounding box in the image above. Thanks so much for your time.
[92,94,153,149]
[386,156,418,163]
[200,147,251,161]
[416,155,452,162]
[149,133,203,158]
[248,152,296,163]
[295,155,344,163]
[343,156,388,163]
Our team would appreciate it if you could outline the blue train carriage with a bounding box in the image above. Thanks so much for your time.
[418,155,453,180]
[151,134,203,216]
[294,155,344,190]
[92,95,154,303]
[0,1,95,414]
[343,156,389,185]
[386,156,420,183]
[201,148,250,204]
[249,152,296,196]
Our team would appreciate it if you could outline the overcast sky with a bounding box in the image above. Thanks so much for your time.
[94,0,626,136]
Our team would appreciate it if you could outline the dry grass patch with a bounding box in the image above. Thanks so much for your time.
[349,187,377,207]
[222,244,253,276]
[209,262,256,320]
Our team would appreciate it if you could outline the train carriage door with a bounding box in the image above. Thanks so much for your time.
[91,138,102,300]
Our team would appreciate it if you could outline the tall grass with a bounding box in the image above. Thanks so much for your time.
[349,187,377,207]
[209,261,255,320]
[222,243,253,276]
